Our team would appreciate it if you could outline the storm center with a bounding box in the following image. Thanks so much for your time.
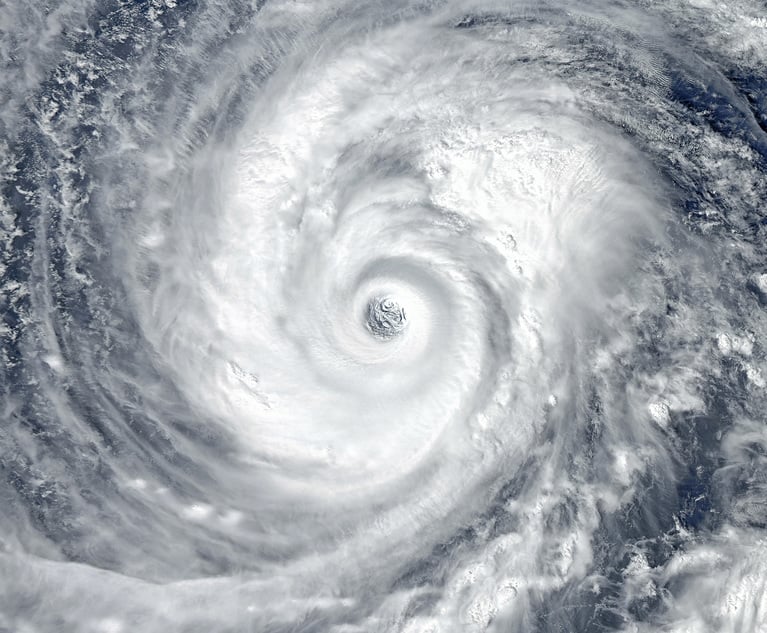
[366,295,408,339]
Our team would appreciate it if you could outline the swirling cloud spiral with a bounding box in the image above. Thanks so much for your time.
[1,0,766,632]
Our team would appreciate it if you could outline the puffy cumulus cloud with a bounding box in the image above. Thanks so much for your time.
[0,0,765,631]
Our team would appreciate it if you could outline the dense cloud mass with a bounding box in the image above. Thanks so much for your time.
[1,1,766,631]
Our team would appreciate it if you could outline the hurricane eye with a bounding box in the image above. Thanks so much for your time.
[366,295,407,339]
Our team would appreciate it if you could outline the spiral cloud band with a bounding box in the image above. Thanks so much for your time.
[1,0,766,631]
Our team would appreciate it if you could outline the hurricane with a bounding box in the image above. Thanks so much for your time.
[1,0,766,631]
